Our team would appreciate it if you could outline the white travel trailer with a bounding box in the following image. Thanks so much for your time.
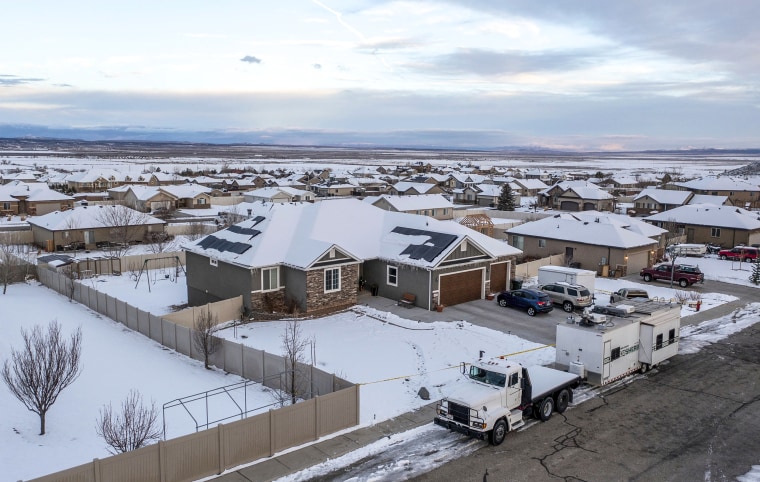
[537,266,596,293]
[555,299,681,385]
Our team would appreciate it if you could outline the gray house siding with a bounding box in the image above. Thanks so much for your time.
[363,260,431,309]
[186,251,253,308]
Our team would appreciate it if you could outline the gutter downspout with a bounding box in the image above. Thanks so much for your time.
[428,269,432,311]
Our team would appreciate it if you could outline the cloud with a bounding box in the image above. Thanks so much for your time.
[0,75,45,86]
[414,48,597,76]
[313,64,322,69]
[240,55,262,64]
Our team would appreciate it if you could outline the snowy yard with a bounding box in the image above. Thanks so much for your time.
[2,253,759,481]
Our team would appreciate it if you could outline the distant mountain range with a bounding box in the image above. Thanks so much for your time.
[0,123,759,156]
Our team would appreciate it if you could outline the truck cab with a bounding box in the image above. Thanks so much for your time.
[434,358,580,445]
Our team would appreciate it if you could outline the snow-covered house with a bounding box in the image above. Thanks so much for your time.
[388,181,444,196]
[506,212,661,275]
[0,181,74,216]
[538,181,615,211]
[644,204,760,247]
[671,176,760,209]
[27,205,165,252]
[632,188,732,216]
[368,194,454,220]
[243,186,316,204]
[183,199,522,314]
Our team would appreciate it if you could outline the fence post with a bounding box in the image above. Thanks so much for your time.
[92,458,101,482]
[314,395,320,441]
[218,423,225,475]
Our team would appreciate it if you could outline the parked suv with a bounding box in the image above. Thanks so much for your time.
[496,289,554,316]
[539,282,593,312]
[718,246,758,262]
[639,263,704,287]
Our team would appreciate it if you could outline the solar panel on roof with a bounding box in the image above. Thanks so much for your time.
[227,225,261,237]
[250,215,265,226]
[197,235,252,255]
[391,226,458,262]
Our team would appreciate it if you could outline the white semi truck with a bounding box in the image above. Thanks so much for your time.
[433,357,581,445]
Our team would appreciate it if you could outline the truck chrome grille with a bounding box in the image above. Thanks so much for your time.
[449,402,470,425]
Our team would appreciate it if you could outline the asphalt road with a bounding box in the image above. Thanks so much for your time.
[408,278,760,482]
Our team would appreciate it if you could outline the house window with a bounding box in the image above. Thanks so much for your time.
[325,267,340,292]
[387,266,398,286]
[511,235,524,251]
[262,267,279,291]
[432,209,436,216]
[711,227,721,238]
[198,198,207,205]
[538,239,546,248]
[2,202,10,210]
[443,208,448,215]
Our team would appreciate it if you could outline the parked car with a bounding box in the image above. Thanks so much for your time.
[639,264,704,287]
[610,288,650,303]
[496,289,554,316]
[718,246,758,262]
[538,282,593,312]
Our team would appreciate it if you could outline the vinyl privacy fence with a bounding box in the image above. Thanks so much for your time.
[31,268,359,482]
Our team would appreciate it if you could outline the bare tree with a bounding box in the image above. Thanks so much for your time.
[186,221,210,241]
[96,389,161,454]
[193,308,221,369]
[146,231,177,254]
[0,232,26,294]
[2,321,83,435]
[61,262,78,301]
[96,205,150,258]
[280,318,312,406]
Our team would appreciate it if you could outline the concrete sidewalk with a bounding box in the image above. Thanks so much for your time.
[213,403,437,482]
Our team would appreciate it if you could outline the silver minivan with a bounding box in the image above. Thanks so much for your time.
[539,282,593,312]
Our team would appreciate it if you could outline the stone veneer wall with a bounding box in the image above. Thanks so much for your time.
[305,264,358,313]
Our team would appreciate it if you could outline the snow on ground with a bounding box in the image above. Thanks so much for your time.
[0,282,272,482]
[3,248,759,481]
[79,268,189,315]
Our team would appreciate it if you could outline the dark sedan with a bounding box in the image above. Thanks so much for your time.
[496,289,554,316]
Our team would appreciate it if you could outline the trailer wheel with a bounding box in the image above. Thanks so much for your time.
[555,389,570,414]
[489,419,508,446]
[640,363,649,374]
[538,397,554,421]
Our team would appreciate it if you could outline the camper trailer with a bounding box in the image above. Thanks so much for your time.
[555,299,681,385]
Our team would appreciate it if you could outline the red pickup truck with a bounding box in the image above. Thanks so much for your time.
[640,264,704,287]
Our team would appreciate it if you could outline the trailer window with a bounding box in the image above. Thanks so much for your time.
[611,347,621,361]
[668,329,676,344]
[655,334,663,350]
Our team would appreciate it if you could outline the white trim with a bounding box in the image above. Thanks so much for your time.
[387,265,398,287]
[324,266,341,293]
[209,257,218,267]
[261,266,279,292]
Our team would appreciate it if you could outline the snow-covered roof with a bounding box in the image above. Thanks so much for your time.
[514,179,549,190]
[506,215,659,249]
[645,204,760,230]
[370,194,453,211]
[687,194,729,205]
[27,205,165,231]
[633,188,692,205]
[673,176,760,192]
[161,184,212,198]
[390,182,438,194]
[127,185,163,201]
[185,199,520,270]
[566,185,614,200]
[0,181,73,202]
[558,211,666,238]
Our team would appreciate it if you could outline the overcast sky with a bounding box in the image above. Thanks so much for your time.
[1,1,758,150]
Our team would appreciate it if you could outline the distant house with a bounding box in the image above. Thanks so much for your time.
[67,169,131,192]
[313,183,356,197]
[243,186,316,203]
[27,205,165,252]
[670,176,760,209]
[538,181,615,211]
[644,204,760,247]
[0,181,74,216]
[472,183,522,208]
[183,199,521,314]
[632,188,732,216]
[506,212,662,275]
[368,194,454,220]
[388,182,444,196]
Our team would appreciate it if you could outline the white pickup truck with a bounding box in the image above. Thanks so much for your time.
[434,357,581,445]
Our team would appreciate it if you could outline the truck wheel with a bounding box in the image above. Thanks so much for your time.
[643,274,652,282]
[499,299,508,307]
[527,307,536,316]
[720,255,727,260]
[563,301,574,312]
[678,279,689,288]
[538,397,554,421]
[489,419,508,446]
[555,389,570,414]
